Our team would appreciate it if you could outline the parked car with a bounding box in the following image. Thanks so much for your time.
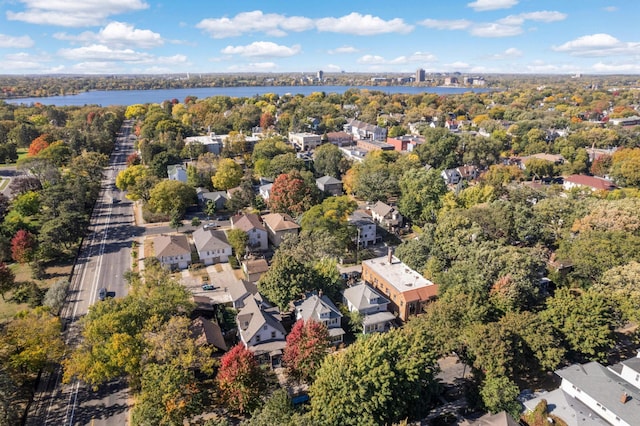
[202,284,215,291]
[203,222,218,230]
[98,287,107,301]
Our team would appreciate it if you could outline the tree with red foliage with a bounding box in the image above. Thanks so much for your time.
[126,152,141,166]
[260,112,275,129]
[216,344,266,414]
[590,154,612,177]
[27,134,53,157]
[283,319,330,383]
[11,229,37,263]
[268,170,317,216]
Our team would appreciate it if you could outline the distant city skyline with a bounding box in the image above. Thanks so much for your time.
[0,0,639,75]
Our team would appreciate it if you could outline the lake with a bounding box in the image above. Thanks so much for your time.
[4,85,493,107]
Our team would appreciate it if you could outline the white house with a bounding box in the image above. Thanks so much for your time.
[371,201,403,231]
[153,234,191,270]
[348,210,377,248]
[236,296,287,365]
[167,164,187,182]
[231,213,268,252]
[343,119,387,141]
[192,227,231,265]
[343,284,396,334]
[293,293,345,344]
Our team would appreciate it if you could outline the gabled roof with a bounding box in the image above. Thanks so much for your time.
[200,190,228,202]
[229,280,258,307]
[262,213,300,232]
[564,174,617,191]
[316,175,342,186]
[348,210,375,227]
[167,164,186,176]
[190,316,227,351]
[232,213,266,233]
[372,200,394,217]
[343,283,389,312]
[237,296,285,344]
[192,227,231,253]
[243,258,269,274]
[293,293,342,324]
[153,234,190,257]
[468,411,520,426]
[556,361,640,425]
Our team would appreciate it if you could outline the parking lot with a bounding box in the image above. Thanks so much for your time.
[180,263,244,305]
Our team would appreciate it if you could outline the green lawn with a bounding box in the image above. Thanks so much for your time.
[0,177,9,190]
[0,148,27,167]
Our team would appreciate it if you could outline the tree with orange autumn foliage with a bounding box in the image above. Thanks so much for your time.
[216,344,266,414]
[27,134,53,157]
[268,170,317,216]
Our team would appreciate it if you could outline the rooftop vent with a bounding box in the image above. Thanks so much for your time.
[621,392,630,404]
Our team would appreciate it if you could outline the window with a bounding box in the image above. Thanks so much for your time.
[255,335,261,342]
[271,331,276,339]
[263,325,268,330]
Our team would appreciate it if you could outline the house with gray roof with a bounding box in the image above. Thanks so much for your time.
[316,175,343,196]
[344,118,387,141]
[167,164,187,182]
[348,210,377,248]
[231,213,268,251]
[371,201,403,231]
[343,283,395,334]
[192,227,231,265]
[153,234,191,270]
[196,188,228,211]
[524,352,640,426]
[293,293,345,345]
[228,280,258,310]
[236,296,287,365]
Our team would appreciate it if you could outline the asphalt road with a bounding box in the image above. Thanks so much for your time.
[27,120,140,426]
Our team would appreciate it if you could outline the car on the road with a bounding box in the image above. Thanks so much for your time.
[202,284,215,291]
[203,222,219,230]
[98,287,107,301]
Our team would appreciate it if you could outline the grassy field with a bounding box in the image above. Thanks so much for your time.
[0,148,27,167]
[0,261,74,322]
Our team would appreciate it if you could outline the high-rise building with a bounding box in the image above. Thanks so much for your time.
[317,70,324,81]
[416,68,425,82]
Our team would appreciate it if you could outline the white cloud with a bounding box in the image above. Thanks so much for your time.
[603,6,618,12]
[221,41,301,58]
[228,62,278,72]
[592,62,640,73]
[0,52,56,73]
[196,11,313,38]
[54,22,163,49]
[0,34,34,48]
[357,51,437,65]
[420,19,472,30]
[316,12,413,35]
[470,23,522,37]
[421,10,564,38]
[489,47,523,59]
[59,44,153,62]
[70,61,125,74]
[328,46,358,54]
[467,0,518,12]
[553,33,640,57]
[6,0,149,27]
[155,54,188,64]
[325,64,342,72]
[445,61,471,69]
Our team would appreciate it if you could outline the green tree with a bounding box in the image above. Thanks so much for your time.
[480,374,521,418]
[0,262,17,301]
[148,180,196,216]
[227,228,249,260]
[313,143,345,178]
[308,329,439,425]
[212,158,243,190]
[258,253,321,311]
[398,167,447,224]
[242,389,301,426]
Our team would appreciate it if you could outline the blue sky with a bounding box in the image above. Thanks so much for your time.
[0,0,638,75]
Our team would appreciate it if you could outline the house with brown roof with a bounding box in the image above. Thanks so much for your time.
[242,258,269,283]
[261,213,300,246]
[192,227,231,265]
[361,251,438,322]
[190,316,227,352]
[236,296,287,366]
[563,174,617,192]
[153,234,191,270]
[231,213,268,251]
[326,131,353,147]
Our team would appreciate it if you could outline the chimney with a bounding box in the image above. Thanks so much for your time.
[318,289,323,299]
[621,392,630,404]
[387,246,393,264]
